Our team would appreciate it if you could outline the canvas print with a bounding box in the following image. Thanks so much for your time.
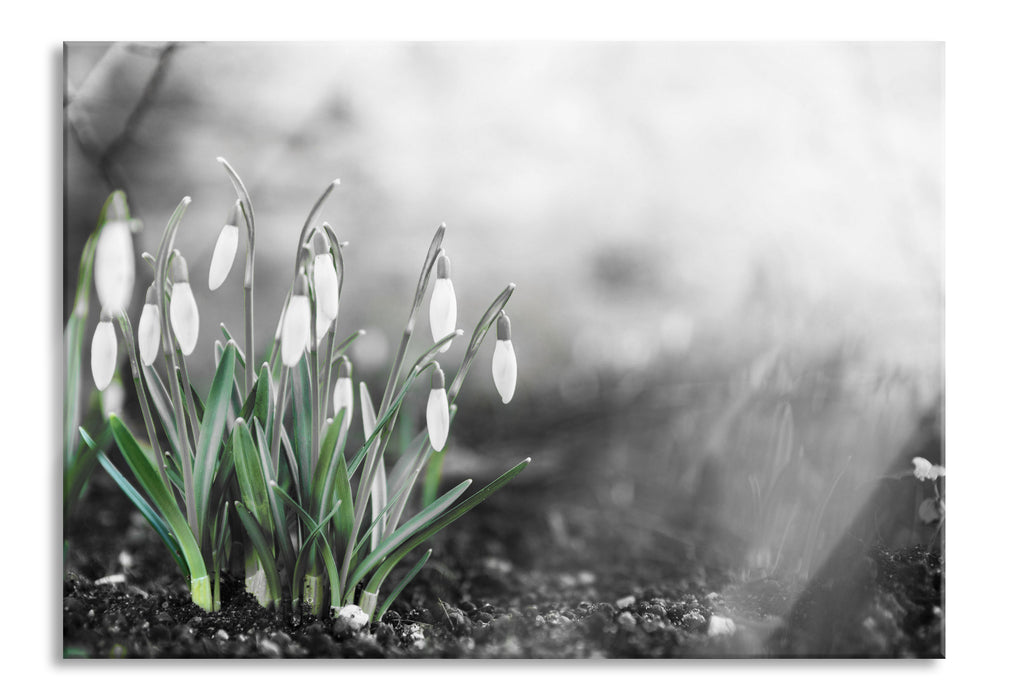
[62,42,943,658]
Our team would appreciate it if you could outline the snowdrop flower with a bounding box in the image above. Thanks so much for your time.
[91,309,117,391]
[429,253,457,352]
[312,236,340,324]
[492,312,517,404]
[94,207,135,313]
[332,357,354,435]
[137,284,161,366]
[912,457,945,482]
[426,363,450,451]
[208,201,240,291]
[168,255,199,356]
[281,273,311,367]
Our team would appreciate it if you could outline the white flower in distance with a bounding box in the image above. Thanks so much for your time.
[91,310,117,391]
[426,363,450,451]
[208,202,241,291]
[429,253,457,352]
[94,219,135,313]
[332,358,354,435]
[137,284,161,366]
[912,457,945,481]
[282,274,311,367]
[492,312,517,404]
[168,256,199,356]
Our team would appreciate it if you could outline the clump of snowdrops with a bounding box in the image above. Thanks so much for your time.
[74,159,528,618]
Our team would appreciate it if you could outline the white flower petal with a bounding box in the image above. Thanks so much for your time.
[94,221,135,313]
[426,387,450,451]
[912,457,933,481]
[332,376,354,432]
[429,278,457,352]
[492,339,517,404]
[137,303,161,366]
[169,282,200,356]
[281,295,311,367]
[91,320,117,390]
[208,224,239,290]
[314,303,334,348]
[313,255,340,320]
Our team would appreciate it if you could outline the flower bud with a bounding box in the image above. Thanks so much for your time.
[313,248,340,322]
[281,274,311,367]
[169,255,199,356]
[137,284,161,366]
[492,312,517,404]
[94,211,135,313]
[426,363,450,451]
[429,253,457,352]
[332,358,354,434]
[208,202,241,291]
[91,310,117,391]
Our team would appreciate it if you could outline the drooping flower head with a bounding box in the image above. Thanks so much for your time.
[312,231,341,335]
[137,283,161,366]
[281,272,311,367]
[429,253,457,353]
[492,311,517,404]
[426,362,450,451]
[91,308,118,391]
[168,253,200,356]
[208,201,241,291]
[332,357,354,438]
[94,193,135,313]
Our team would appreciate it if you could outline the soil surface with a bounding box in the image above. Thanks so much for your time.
[63,449,944,659]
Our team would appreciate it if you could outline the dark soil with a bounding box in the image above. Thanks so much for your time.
[63,454,944,659]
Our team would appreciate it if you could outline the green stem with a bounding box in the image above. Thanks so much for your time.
[114,312,169,488]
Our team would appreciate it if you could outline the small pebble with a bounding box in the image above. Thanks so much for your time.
[260,639,282,657]
[215,629,229,642]
[617,611,636,629]
[616,595,636,610]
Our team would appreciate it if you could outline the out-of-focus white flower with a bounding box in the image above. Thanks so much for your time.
[426,363,450,451]
[918,497,943,524]
[208,203,241,291]
[332,358,354,436]
[912,457,945,481]
[91,310,117,391]
[429,253,457,352]
[282,274,311,367]
[492,312,517,404]
[168,256,199,356]
[94,218,135,313]
[137,284,161,366]
[707,615,736,637]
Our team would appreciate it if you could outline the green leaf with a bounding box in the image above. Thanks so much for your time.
[360,382,388,551]
[254,419,294,576]
[421,448,446,508]
[81,427,188,578]
[311,410,346,518]
[233,502,282,605]
[291,354,313,496]
[374,549,431,622]
[231,419,273,540]
[105,417,208,580]
[141,363,184,459]
[360,458,530,596]
[64,423,110,521]
[346,479,471,595]
[290,499,343,604]
[193,342,238,533]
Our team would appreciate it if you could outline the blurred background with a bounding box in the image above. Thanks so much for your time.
[64,42,943,639]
